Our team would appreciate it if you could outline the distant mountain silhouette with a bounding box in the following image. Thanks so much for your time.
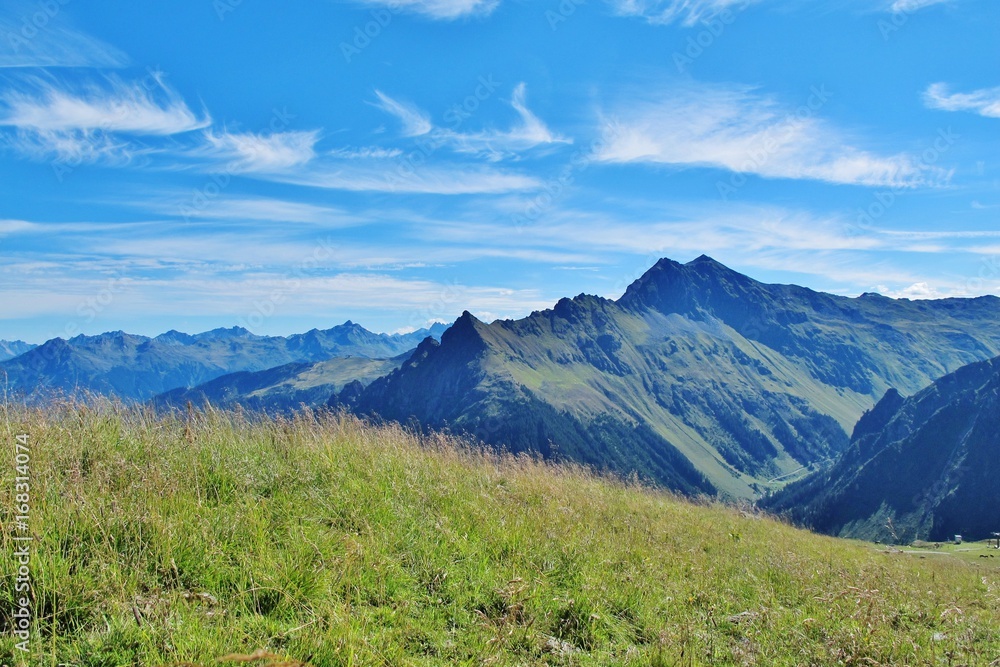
[0,340,36,362]
[0,322,447,402]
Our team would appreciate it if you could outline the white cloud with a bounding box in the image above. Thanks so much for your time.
[372,90,433,137]
[226,86,558,194]
[607,0,754,26]
[144,195,359,226]
[0,73,209,134]
[875,282,951,299]
[0,254,550,325]
[374,84,570,160]
[328,146,403,159]
[0,73,208,165]
[923,82,1000,119]
[889,0,949,12]
[357,0,499,20]
[879,229,1000,241]
[0,219,36,234]
[2,127,146,165]
[596,83,945,188]
[0,0,129,68]
[199,129,319,173]
[436,82,572,160]
[422,204,884,257]
[269,161,541,194]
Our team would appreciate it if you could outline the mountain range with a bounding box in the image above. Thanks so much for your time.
[0,339,36,362]
[762,355,1000,543]
[335,256,1000,499]
[0,322,447,402]
[6,256,1000,517]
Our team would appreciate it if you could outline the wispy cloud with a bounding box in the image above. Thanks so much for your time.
[268,160,542,195]
[328,146,403,159]
[198,129,320,173]
[0,73,209,165]
[356,0,500,20]
[874,282,955,299]
[405,196,1000,299]
[372,91,432,137]
[0,0,128,68]
[142,195,359,226]
[435,83,572,160]
[923,82,1000,118]
[607,0,755,26]
[0,219,36,235]
[421,203,884,256]
[596,83,945,187]
[224,84,560,194]
[2,128,141,165]
[888,0,949,12]
[0,264,550,325]
[373,83,570,160]
[0,73,209,134]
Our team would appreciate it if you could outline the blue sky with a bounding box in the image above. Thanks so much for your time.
[1,0,998,343]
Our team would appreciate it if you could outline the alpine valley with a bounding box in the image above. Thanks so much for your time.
[762,355,1000,542]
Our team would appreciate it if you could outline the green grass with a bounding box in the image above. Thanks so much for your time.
[1,400,999,666]
[903,540,1000,567]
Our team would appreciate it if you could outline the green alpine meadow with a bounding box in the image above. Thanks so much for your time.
[1,399,998,666]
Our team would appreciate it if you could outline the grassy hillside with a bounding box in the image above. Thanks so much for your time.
[1,401,998,666]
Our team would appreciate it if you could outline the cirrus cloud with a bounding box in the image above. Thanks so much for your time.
[596,83,948,188]
[0,72,209,165]
[923,82,1000,119]
[356,0,499,20]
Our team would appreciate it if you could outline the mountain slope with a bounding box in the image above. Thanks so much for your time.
[0,322,447,402]
[761,355,1000,543]
[338,256,1000,498]
[155,354,406,413]
[0,340,36,362]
